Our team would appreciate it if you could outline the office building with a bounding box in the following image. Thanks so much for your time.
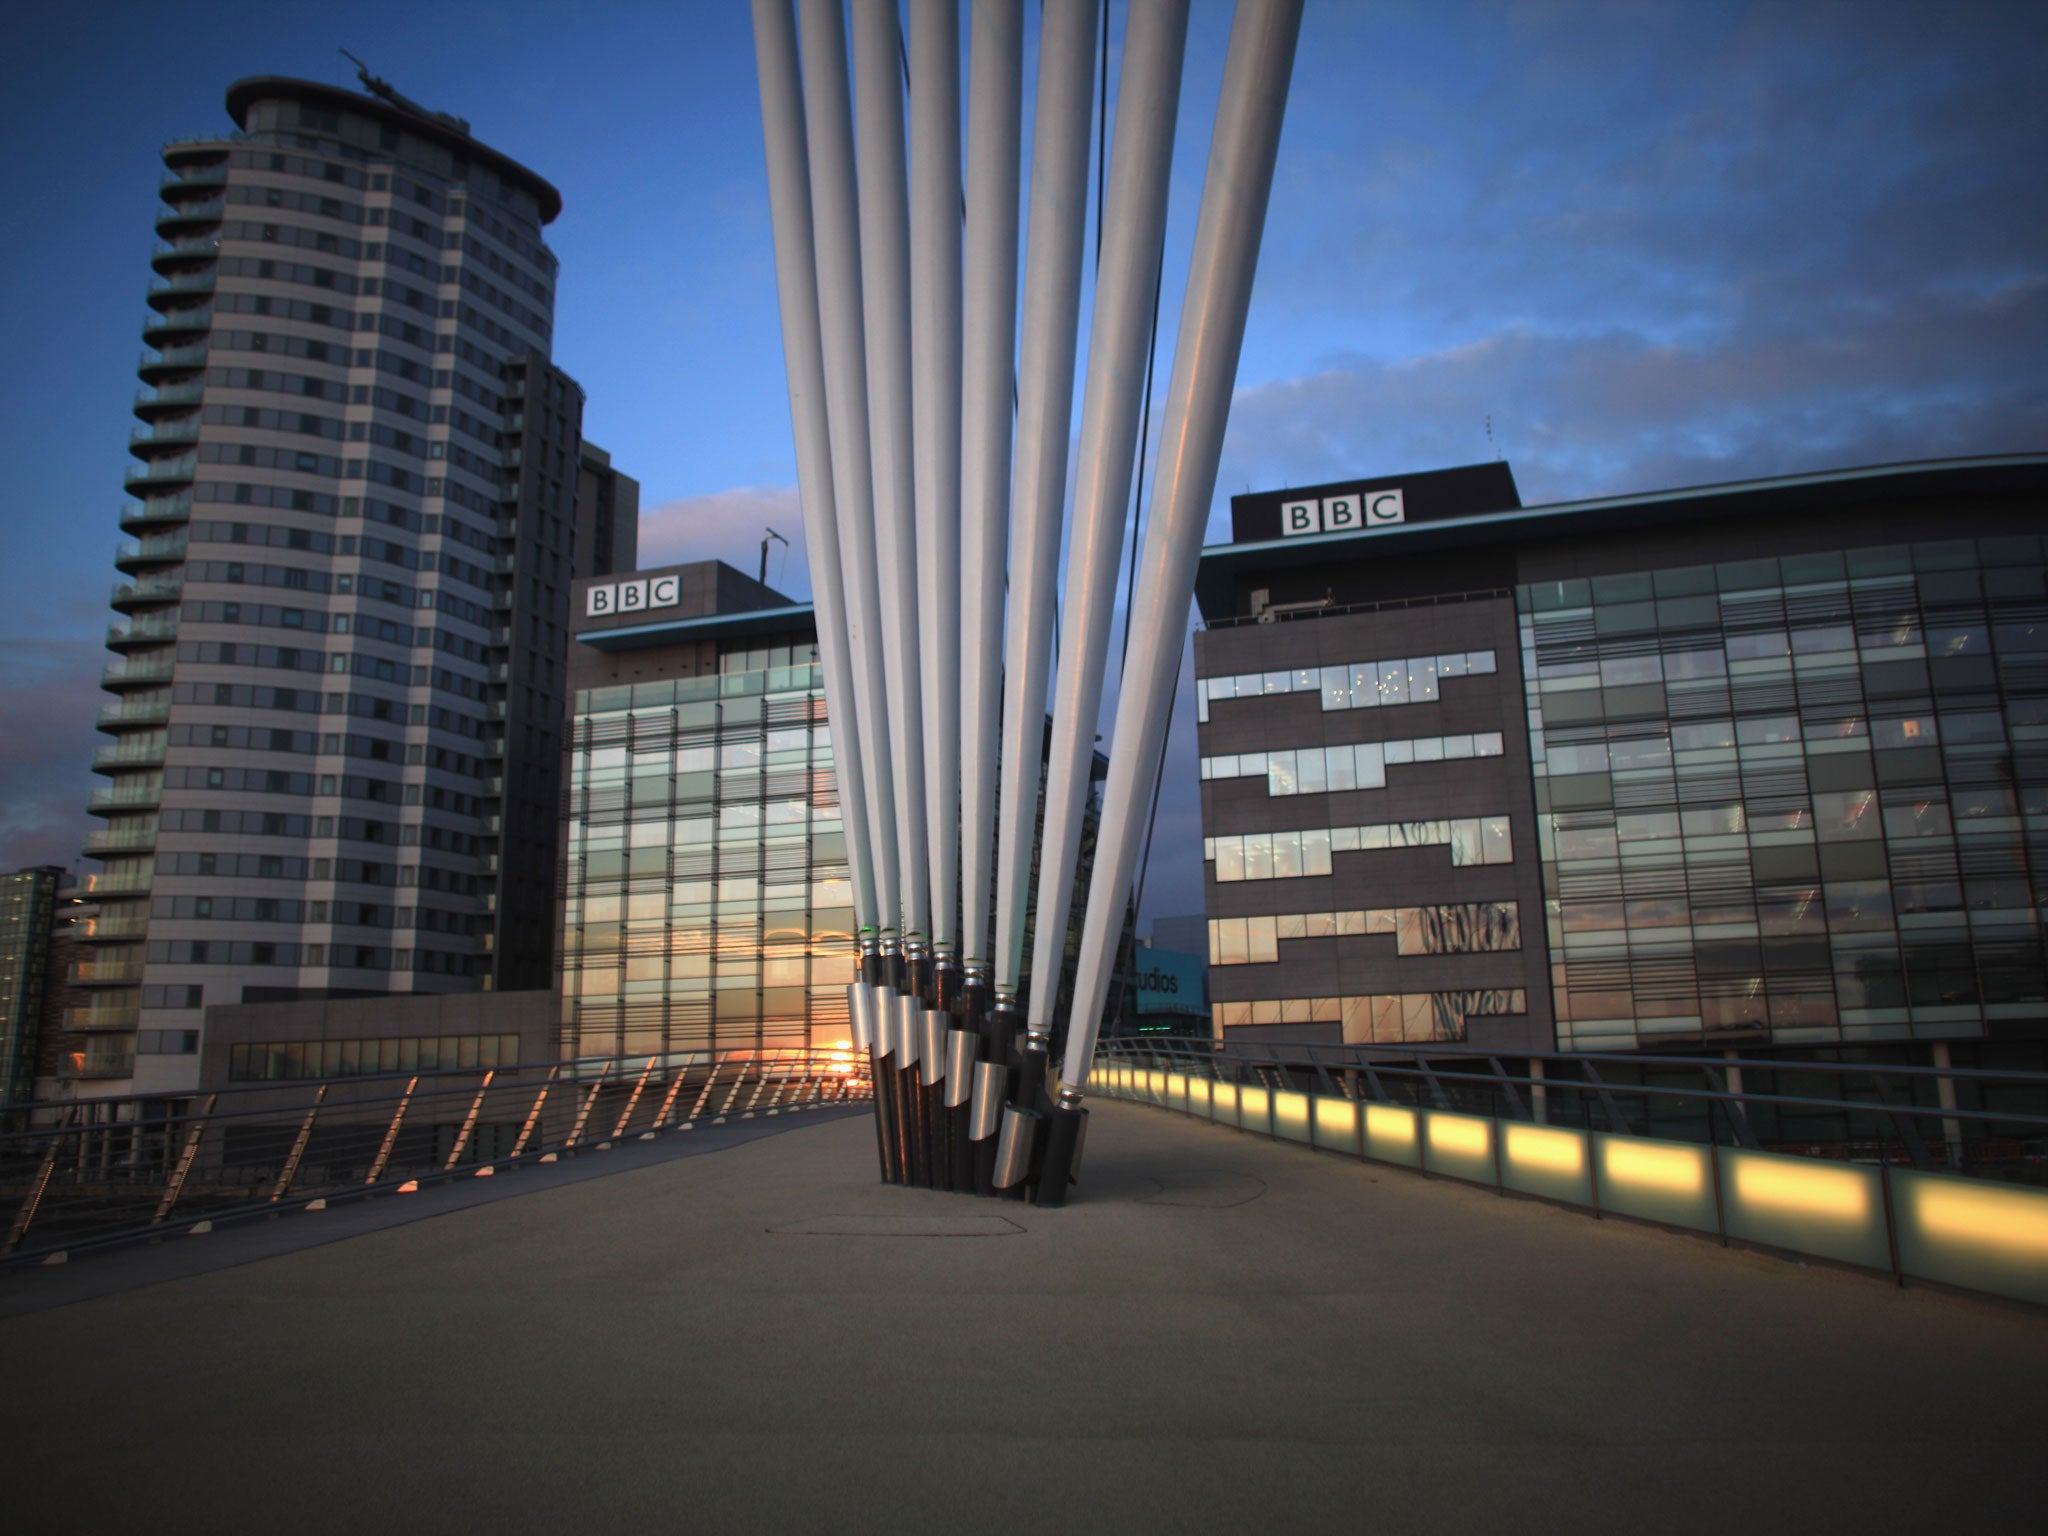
[81,71,634,1097]
[1,868,66,1104]
[563,560,1122,1062]
[563,562,855,1060]
[1193,455,2047,1066]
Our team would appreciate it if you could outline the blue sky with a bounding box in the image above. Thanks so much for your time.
[3,0,2043,930]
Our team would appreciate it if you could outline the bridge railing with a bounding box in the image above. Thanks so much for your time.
[1094,1035,2048,1307]
[1,1047,868,1269]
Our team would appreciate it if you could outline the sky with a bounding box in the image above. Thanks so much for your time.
[2,0,2043,933]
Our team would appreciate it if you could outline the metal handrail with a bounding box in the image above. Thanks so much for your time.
[1096,1035,2048,1171]
[1,1048,869,1268]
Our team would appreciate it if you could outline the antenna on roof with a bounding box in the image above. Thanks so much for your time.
[339,48,470,135]
[1486,413,1500,461]
[760,526,790,588]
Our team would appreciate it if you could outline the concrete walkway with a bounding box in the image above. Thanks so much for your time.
[5,1100,2043,1534]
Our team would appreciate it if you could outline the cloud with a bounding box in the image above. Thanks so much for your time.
[0,637,105,878]
[635,484,811,598]
[1216,272,2048,515]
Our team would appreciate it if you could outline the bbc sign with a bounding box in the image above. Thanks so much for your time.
[1280,488,1405,538]
[586,575,682,618]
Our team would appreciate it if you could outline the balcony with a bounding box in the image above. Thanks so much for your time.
[83,823,158,856]
[124,456,197,492]
[111,574,183,612]
[142,306,212,347]
[107,613,179,649]
[164,137,232,164]
[120,493,193,532]
[78,909,150,945]
[154,197,225,234]
[101,653,175,690]
[138,343,208,383]
[97,696,171,730]
[88,781,163,814]
[83,869,154,899]
[92,740,166,771]
[72,957,145,988]
[150,235,220,274]
[159,164,227,199]
[129,420,200,454]
[59,1050,137,1079]
[134,382,205,420]
[66,997,140,1033]
[114,531,188,572]
[147,271,217,310]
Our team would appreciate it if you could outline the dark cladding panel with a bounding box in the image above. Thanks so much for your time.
[1230,461,1521,544]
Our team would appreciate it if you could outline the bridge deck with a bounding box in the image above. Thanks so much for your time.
[5,1100,2042,1533]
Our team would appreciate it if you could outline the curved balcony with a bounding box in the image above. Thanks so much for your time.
[147,270,216,312]
[151,235,220,275]
[155,197,225,235]
[83,822,159,856]
[133,386,204,425]
[120,493,192,531]
[91,741,166,773]
[64,995,140,1033]
[88,780,163,815]
[142,306,211,347]
[164,136,232,164]
[107,612,179,650]
[83,867,155,901]
[124,456,196,493]
[97,695,171,731]
[110,574,183,614]
[138,342,208,383]
[114,531,188,574]
[72,955,146,988]
[101,652,175,691]
[129,419,199,454]
[158,164,227,199]
[78,906,151,944]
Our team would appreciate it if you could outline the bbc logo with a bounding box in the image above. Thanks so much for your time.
[1280,488,1405,538]
[586,574,682,617]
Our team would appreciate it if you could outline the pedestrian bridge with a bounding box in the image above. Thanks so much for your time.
[4,1066,2044,1533]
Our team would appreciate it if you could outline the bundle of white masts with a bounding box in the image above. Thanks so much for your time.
[752,0,1302,1202]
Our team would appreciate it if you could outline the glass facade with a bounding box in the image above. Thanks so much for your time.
[1521,537,2048,1049]
[559,639,860,1060]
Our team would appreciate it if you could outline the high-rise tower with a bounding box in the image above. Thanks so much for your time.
[79,71,635,1096]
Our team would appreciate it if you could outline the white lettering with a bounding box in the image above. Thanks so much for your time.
[586,584,613,617]
[1281,499,1321,537]
[617,579,649,612]
[1366,489,1406,527]
[650,575,680,607]
[1321,494,1361,533]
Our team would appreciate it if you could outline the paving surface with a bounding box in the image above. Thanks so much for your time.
[5,1099,2044,1535]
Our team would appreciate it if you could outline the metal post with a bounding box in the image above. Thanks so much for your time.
[363,1079,417,1186]
[1026,0,1191,1041]
[270,1084,329,1200]
[563,1063,611,1148]
[445,1070,498,1170]
[5,1108,75,1253]
[958,0,1023,979]
[608,1056,655,1140]
[1931,1040,1965,1167]
[1057,0,1306,1097]
[910,0,964,970]
[992,0,1098,1016]
[851,0,932,955]
[749,0,883,939]
[795,0,902,942]
[508,1065,560,1158]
